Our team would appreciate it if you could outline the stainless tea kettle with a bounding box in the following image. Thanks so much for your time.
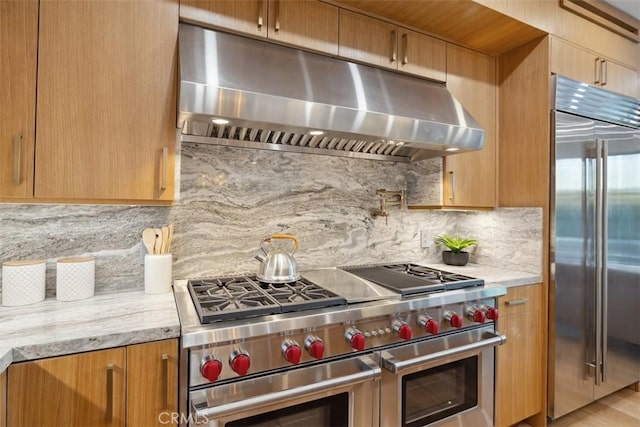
[255,233,299,283]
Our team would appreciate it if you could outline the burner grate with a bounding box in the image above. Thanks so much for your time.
[187,276,346,323]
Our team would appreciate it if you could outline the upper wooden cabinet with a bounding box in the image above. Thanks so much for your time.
[35,0,177,202]
[338,9,446,81]
[550,37,638,98]
[0,0,37,199]
[180,0,339,56]
[495,284,543,427]
[8,347,127,427]
[180,0,268,38]
[443,44,496,208]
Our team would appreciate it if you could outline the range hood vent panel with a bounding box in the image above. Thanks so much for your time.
[178,24,485,162]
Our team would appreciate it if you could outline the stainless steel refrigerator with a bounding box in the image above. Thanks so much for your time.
[549,76,640,419]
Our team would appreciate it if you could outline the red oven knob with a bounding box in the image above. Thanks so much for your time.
[418,315,439,334]
[229,350,251,376]
[486,307,499,321]
[345,328,366,351]
[466,306,486,324]
[393,321,412,340]
[305,336,325,359]
[281,340,302,365]
[200,356,223,382]
[445,311,463,328]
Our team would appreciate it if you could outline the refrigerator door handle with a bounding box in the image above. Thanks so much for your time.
[595,138,603,386]
[601,140,609,384]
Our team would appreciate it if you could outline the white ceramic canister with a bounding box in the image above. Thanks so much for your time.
[56,256,95,302]
[144,253,172,294]
[2,259,46,306]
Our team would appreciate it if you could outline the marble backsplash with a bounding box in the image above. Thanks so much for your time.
[0,143,542,296]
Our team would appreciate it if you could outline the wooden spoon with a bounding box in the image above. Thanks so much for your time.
[166,224,174,253]
[153,228,163,254]
[142,228,156,254]
[161,226,170,254]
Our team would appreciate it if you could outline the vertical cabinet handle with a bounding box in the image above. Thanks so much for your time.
[13,135,22,185]
[594,57,601,85]
[106,364,114,422]
[257,0,263,29]
[600,58,607,86]
[448,171,455,202]
[161,147,168,191]
[390,29,397,63]
[274,0,280,33]
[162,354,169,410]
[401,33,408,65]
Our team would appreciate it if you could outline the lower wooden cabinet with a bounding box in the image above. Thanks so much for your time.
[1,370,6,427]
[7,339,178,427]
[127,340,179,427]
[495,284,543,427]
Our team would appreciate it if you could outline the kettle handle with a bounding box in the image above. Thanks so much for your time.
[267,233,299,254]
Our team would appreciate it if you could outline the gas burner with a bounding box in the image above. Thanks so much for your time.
[188,276,346,323]
[260,279,346,312]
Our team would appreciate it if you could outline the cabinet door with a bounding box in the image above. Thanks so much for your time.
[267,0,338,55]
[550,37,598,85]
[127,339,179,427]
[398,28,446,82]
[7,348,126,427]
[338,9,397,70]
[35,0,177,202]
[495,284,543,427]
[0,0,37,199]
[444,44,496,208]
[1,370,5,427]
[180,0,267,38]
[602,59,639,98]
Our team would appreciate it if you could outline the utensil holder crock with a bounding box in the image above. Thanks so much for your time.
[56,256,95,301]
[144,254,172,294]
[2,259,46,306]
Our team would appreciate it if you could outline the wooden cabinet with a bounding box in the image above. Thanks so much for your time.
[180,0,339,56]
[0,0,37,199]
[180,0,268,38]
[127,340,179,427]
[1,370,6,427]
[34,0,177,202]
[7,339,178,427]
[551,37,638,98]
[443,44,497,208]
[267,0,338,56]
[495,284,543,427]
[8,347,127,427]
[338,9,446,81]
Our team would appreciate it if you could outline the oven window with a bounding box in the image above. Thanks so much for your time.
[402,356,478,427]
[227,392,349,427]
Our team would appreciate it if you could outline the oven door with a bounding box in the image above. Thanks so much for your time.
[379,326,505,427]
[189,355,380,427]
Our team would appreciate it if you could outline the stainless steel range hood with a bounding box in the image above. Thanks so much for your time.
[178,23,485,162]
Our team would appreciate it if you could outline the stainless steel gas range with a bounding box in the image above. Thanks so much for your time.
[174,263,507,427]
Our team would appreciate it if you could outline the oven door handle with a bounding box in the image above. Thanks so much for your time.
[381,330,506,373]
[191,356,381,419]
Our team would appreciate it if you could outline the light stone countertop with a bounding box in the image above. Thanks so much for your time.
[0,289,180,374]
[420,262,542,288]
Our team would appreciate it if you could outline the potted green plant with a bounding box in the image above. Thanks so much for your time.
[434,234,478,266]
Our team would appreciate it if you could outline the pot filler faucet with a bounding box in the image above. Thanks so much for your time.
[371,189,404,224]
